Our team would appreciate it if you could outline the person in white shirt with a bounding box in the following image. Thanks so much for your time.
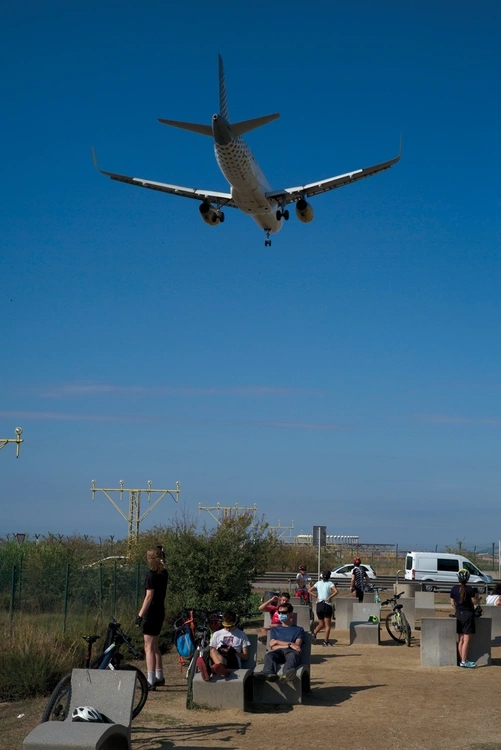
[209,610,250,678]
[486,583,501,606]
[296,565,312,602]
[308,570,338,646]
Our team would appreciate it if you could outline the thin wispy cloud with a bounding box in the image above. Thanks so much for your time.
[0,411,344,431]
[36,383,323,398]
[412,413,501,426]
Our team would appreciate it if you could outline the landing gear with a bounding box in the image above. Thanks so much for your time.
[216,210,225,223]
[275,209,289,221]
[264,231,272,247]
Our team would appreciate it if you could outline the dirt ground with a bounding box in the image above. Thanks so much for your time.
[5,608,501,750]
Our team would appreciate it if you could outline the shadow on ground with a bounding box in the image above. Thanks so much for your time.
[305,683,387,706]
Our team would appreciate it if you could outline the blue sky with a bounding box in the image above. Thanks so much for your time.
[1,1,500,551]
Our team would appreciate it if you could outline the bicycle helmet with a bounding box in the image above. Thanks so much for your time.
[458,568,470,583]
[353,557,361,565]
[72,706,105,723]
[298,564,306,571]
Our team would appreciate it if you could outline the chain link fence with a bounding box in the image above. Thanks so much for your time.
[0,560,149,633]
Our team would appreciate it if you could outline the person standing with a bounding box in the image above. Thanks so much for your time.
[450,568,479,668]
[350,557,369,602]
[296,565,312,602]
[256,603,304,682]
[309,570,338,646]
[137,546,168,689]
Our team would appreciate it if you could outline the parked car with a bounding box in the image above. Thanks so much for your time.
[330,563,377,581]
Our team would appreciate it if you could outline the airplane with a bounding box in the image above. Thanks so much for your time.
[93,55,400,246]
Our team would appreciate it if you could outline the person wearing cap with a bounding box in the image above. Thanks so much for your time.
[351,558,369,602]
[258,592,291,639]
[209,610,250,678]
[296,565,312,602]
[308,570,338,646]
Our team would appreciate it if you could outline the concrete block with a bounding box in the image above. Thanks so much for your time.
[24,668,135,750]
[420,617,457,667]
[334,598,353,629]
[350,622,380,645]
[483,606,501,639]
[352,602,381,623]
[469,617,491,666]
[394,582,422,598]
[364,592,376,603]
[193,634,257,711]
[415,591,435,609]
[398,598,416,630]
[252,664,310,705]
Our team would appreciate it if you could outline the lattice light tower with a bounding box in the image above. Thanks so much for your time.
[0,427,23,457]
[91,479,181,548]
[267,519,295,540]
[198,503,258,525]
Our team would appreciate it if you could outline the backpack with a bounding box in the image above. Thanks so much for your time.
[174,621,195,659]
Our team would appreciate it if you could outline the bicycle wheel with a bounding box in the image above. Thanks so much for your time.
[116,664,148,718]
[41,674,71,722]
[185,653,198,710]
[402,615,412,647]
[385,611,405,643]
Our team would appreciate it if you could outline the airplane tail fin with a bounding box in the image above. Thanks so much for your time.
[231,113,280,137]
[218,53,229,121]
[157,118,212,136]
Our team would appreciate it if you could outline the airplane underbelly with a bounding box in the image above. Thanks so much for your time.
[232,187,281,234]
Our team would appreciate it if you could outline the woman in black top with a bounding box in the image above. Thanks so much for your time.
[138,547,168,688]
[450,568,479,669]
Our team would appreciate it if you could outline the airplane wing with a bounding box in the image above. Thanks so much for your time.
[92,150,237,207]
[266,144,401,206]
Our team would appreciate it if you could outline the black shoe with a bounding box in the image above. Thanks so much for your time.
[154,677,165,687]
[255,671,278,682]
[147,683,156,691]
[281,668,296,682]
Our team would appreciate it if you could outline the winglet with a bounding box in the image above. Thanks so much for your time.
[91,146,99,170]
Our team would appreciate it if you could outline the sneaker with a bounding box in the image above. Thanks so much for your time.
[322,641,329,647]
[459,661,476,669]
[196,657,210,682]
[255,671,278,682]
[282,668,296,682]
[466,660,477,668]
[147,682,157,691]
[153,677,165,687]
[212,663,231,678]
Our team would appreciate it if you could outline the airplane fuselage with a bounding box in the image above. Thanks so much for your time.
[212,114,281,234]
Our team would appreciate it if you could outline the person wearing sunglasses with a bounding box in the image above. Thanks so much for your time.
[256,603,304,682]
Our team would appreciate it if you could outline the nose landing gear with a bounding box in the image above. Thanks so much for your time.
[264,231,272,247]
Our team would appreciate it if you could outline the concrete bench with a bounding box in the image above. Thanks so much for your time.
[253,632,311,706]
[350,622,380,645]
[483,606,501,640]
[420,617,491,667]
[24,668,136,750]
[192,634,257,711]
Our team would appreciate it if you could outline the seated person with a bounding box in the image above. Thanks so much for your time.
[258,591,292,638]
[486,583,501,606]
[256,602,304,682]
[209,610,250,678]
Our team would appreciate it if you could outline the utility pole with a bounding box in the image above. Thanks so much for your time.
[0,427,23,457]
[91,479,181,549]
[198,503,257,525]
[268,520,295,540]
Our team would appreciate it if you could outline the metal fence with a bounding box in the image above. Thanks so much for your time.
[0,561,149,633]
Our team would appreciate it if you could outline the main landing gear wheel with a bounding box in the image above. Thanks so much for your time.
[275,209,289,221]
[217,210,225,223]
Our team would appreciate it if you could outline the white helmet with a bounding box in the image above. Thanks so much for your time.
[72,706,104,723]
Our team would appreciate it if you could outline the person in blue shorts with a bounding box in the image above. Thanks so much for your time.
[256,603,304,682]
[450,568,479,668]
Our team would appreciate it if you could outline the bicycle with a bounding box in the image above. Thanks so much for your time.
[381,591,411,646]
[366,585,390,605]
[41,617,148,722]
[174,609,222,710]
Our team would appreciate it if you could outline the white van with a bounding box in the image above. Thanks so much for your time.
[404,551,493,590]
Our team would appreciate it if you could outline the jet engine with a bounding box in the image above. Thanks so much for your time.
[199,202,221,226]
[295,199,314,223]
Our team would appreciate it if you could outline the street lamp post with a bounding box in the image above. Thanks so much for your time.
[0,427,24,457]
